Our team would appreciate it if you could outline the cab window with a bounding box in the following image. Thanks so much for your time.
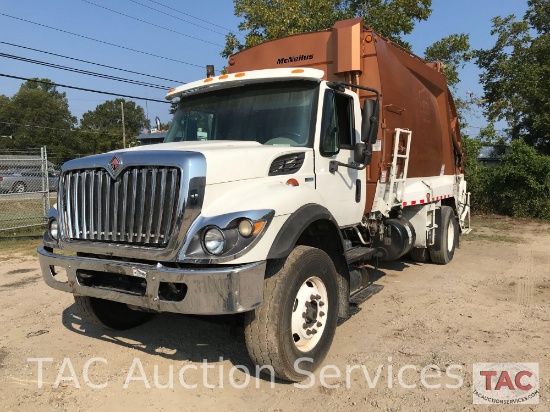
[319,90,354,156]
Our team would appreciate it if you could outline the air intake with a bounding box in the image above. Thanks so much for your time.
[269,152,305,176]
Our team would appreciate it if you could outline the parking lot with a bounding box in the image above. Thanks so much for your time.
[0,215,548,411]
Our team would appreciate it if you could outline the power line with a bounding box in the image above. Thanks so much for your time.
[81,0,223,47]
[146,0,236,33]
[0,121,128,137]
[0,13,205,69]
[128,0,229,37]
[0,52,170,89]
[0,41,186,84]
[0,73,170,103]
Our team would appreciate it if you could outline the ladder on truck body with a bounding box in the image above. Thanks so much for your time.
[384,128,412,212]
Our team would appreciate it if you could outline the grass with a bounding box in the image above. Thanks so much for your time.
[0,195,56,232]
[0,226,44,257]
[463,232,522,243]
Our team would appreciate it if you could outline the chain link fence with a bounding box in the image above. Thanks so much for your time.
[0,147,59,235]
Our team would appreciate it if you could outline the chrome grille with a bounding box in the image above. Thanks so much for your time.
[62,167,181,247]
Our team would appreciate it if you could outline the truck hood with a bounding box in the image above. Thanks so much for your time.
[123,141,310,185]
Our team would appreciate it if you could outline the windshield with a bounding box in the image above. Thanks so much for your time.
[164,81,318,147]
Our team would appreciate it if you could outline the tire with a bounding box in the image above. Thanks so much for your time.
[429,206,459,265]
[12,182,26,193]
[410,247,431,263]
[74,295,154,330]
[244,245,339,382]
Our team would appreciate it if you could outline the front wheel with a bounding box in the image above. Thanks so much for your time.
[244,246,339,382]
[74,296,154,330]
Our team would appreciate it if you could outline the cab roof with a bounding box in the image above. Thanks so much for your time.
[165,67,324,100]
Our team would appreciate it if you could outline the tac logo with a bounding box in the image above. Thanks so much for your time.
[473,363,539,405]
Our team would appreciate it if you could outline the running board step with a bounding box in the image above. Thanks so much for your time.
[350,283,384,305]
[345,247,377,263]
[338,284,384,325]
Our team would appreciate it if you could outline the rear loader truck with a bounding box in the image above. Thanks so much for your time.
[38,18,471,381]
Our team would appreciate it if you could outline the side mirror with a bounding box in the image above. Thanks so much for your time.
[361,99,380,144]
[354,142,367,164]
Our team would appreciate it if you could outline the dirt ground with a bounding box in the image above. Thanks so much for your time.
[0,215,548,411]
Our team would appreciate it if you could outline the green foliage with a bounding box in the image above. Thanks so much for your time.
[475,0,550,154]
[222,0,432,57]
[490,139,550,219]
[464,138,550,220]
[0,79,78,159]
[79,98,150,153]
[424,33,471,89]
[461,136,492,213]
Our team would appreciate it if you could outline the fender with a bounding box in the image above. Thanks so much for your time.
[267,204,345,259]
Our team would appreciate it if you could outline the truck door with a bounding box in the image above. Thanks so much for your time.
[314,88,364,226]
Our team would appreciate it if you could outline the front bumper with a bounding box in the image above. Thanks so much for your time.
[38,246,265,315]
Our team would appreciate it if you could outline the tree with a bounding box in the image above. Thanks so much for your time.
[475,0,550,154]
[79,99,150,153]
[424,34,471,90]
[424,33,472,128]
[0,79,78,160]
[222,0,432,57]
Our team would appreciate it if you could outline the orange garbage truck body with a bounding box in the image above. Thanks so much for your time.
[228,17,465,214]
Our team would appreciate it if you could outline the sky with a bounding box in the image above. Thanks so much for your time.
[0,0,529,138]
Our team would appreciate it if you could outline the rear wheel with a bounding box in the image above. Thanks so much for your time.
[429,206,459,264]
[74,295,154,330]
[244,246,339,382]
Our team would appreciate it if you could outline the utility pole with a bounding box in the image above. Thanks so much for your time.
[121,101,126,148]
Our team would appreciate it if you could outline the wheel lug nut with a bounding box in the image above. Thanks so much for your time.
[316,321,322,327]
[302,312,307,318]
[319,311,325,317]
[310,294,317,300]
[319,301,325,307]
[316,294,321,300]
[303,323,308,329]
[306,329,312,336]
[305,302,311,308]
[312,329,318,334]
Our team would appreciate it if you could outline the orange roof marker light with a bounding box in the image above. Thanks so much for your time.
[365,34,373,43]
[165,68,325,101]
[168,88,176,94]
[292,69,305,74]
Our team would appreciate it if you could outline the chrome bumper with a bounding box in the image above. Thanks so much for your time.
[38,246,265,315]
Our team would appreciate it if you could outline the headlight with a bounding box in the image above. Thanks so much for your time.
[49,219,59,240]
[238,219,254,237]
[203,226,225,255]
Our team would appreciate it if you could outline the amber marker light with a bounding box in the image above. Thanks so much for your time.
[235,72,246,77]
[219,75,229,79]
[292,69,304,73]
[204,78,213,83]
[286,178,299,187]
[365,34,373,43]
[253,221,266,236]
[168,88,176,93]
